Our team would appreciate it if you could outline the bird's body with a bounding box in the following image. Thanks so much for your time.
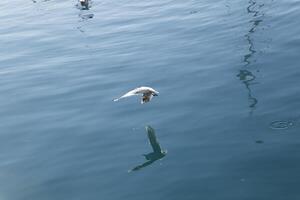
[114,86,159,104]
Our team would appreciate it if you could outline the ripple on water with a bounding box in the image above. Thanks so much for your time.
[79,13,94,19]
[269,120,294,130]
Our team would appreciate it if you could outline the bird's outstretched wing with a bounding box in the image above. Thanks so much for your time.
[129,160,154,172]
[113,88,140,102]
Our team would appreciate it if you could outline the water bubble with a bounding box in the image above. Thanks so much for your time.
[270,120,293,130]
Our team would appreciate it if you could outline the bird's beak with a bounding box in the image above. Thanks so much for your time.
[153,93,158,96]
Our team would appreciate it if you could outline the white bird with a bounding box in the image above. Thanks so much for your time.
[113,86,159,104]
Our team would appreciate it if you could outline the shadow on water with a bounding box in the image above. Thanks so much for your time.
[237,0,265,115]
[76,0,94,34]
[129,126,167,172]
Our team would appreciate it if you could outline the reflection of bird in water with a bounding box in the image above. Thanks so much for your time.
[76,0,94,34]
[79,0,90,10]
[114,87,159,104]
[129,126,167,172]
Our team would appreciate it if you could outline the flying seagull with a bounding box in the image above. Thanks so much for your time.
[113,86,159,104]
[129,126,167,172]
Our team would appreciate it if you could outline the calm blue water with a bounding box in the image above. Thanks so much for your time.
[1,0,300,199]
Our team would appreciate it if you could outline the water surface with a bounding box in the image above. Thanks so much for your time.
[1,0,300,199]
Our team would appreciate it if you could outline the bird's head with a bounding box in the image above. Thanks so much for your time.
[152,92,159,96]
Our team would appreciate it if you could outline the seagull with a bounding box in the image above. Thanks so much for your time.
[113,86,159,104]
[129,126,167,172]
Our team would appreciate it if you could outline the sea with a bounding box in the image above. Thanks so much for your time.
[0,0,300,199]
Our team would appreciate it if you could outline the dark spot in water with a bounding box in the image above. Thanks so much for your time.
[190,11,198,14]
[255,140,264,144]
[270,120,293,130]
